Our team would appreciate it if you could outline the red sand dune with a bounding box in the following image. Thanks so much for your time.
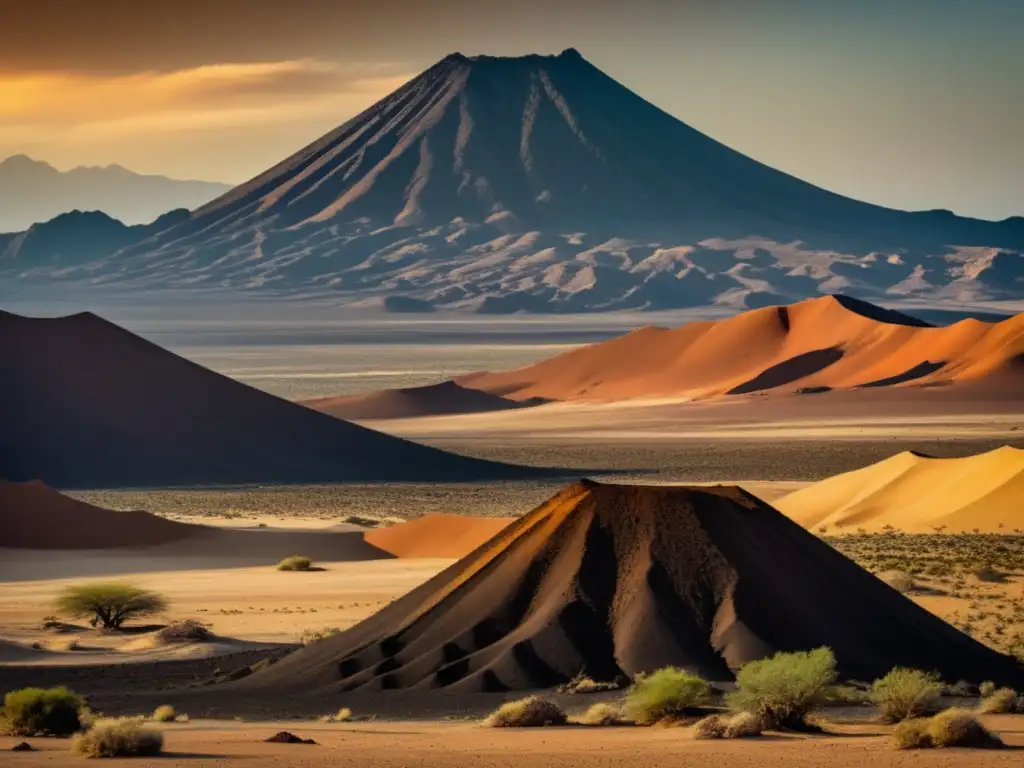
[0,480,197,549]
[305,381,539,421]
[365,513,516,558]
[237,481,1022,694]
[458,295,1024,402]
[0,310,551,487]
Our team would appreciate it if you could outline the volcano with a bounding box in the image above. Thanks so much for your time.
[0,310,549,488]
[12,50,1023,311]
[237,481,1022,694]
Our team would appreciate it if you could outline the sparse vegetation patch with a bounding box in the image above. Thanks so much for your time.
[2,686,85,737]
[726,647,836,731]
[624,667,711,725]
[484,697,568,728]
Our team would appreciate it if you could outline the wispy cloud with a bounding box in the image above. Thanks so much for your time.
[0,60,413,178]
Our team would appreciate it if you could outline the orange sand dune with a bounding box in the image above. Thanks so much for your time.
[236,481,1022,694]
[365,513,516,558]
[0,480,198,549]
[776,446,1024,533]
[306,381,540,421]
[459,295,1024,402]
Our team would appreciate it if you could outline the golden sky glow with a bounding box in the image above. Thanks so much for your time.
[2,0,1021,218]
[0,61,412,181]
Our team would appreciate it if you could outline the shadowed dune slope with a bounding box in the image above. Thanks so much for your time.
[365,513,517,558]
[0,480,198,549]
[237,481,1022,694]
[459,295,1024,402]
[305,381,540,421]
[776,446,1024,533]
[0,311,552,488]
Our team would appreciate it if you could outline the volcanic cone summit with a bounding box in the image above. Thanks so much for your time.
[239,481,1022,694]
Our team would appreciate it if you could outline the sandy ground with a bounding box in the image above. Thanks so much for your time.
[0,558,449,664]
[369,398,1024,441]
[3,716,1024,767]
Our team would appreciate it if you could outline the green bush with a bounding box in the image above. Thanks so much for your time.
[484,697,567,727]
[71,718,163,758]
[277,556,313,572]
[55,583,167,630]
[868,668,943,722]
[2,686,85,737]
[624,667,711,725]
[725,647,837,730]
[893,708,1003,750]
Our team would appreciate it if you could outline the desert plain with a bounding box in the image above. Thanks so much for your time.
[2,297,1024,768]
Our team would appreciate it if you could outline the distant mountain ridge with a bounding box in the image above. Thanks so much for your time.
[0,155,230,233]
[3,50,1023,311]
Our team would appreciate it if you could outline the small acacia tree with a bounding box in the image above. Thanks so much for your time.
[55,583,168,630]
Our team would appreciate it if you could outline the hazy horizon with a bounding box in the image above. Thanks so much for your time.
[3,0,1022,221]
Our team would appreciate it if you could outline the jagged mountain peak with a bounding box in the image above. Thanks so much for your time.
[8,52,1023,312]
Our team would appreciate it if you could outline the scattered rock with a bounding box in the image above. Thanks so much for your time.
[11,742,33,751]
[264,731,317,745]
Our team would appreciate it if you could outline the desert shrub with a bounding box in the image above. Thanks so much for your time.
[55,583,167,630]
[558,673,622,694]
[2,686,84,737]
[725,647,837,730]
[151,705,176,723]
[868,668,943,722]
[624,667,711,725]
[978,688,1024,715]
[929,708,1002,748]
[71,718,163,758]
[892,708,1003,750]
[892,718,932,749]
[693,711,763,739]
[484,697,567,727]
[944,680,974,697]
[299,626,342,645]
[155,619,213,644]
[885,571,915,593]
[575,702,627,726]
[320,707,352,723]
[971,566,1007,583]
[979,681,997,698]
[277,556,313,572]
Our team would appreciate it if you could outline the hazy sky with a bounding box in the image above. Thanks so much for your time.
[3,0,1021,220]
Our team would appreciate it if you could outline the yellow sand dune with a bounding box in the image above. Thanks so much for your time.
[775,446,1024,533]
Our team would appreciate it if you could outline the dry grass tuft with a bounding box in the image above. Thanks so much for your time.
[575,702,628,726]
[276,556,313,572]
[484,697,568,728]
[71,718,163,758]
[693,712,763,740]
[892,708,1003,750]
[151,706,176,723]
[155,619,214,644]
[978,688,1024,715]
[320,708,352,723]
